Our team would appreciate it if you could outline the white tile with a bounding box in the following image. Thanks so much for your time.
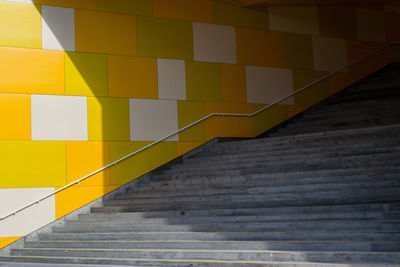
[130,99,178,141]
[0,187,55,237]
[246,66,293,105]
[157,58,186,100]
[193,22,237,64]
[312,36,347,72]
[31,95,88,141]
[42,5,75,51]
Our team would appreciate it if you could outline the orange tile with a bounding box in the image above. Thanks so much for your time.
[236,27,284,67]
[55,184,117,219]
[205,102,254,140]
[0,94,30,140]
[153,0,213,23]
[330,73,364,95]
[386,12,400,41]
[0,47,64,95]
[347,40,391,74]
[66,141,110,186]
[176,141,204,157]
[75,10,136,56]
[108,55,158,98]
[221,64,247,103]
[35,0,96,9]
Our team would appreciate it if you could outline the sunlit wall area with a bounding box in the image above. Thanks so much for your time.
[0,0,399,248]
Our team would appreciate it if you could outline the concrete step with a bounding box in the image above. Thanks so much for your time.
[9,248,400,264]
[113,180,400,202]
[2,256,399,266]
[23,240,400,252]
[38,231,400,242]
[84,203,400,221]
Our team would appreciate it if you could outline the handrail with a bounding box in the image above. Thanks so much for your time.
[1,41,399,221]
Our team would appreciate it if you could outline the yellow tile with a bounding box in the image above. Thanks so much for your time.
[76,10,137,56]
[110,141,176,186]
[35,0,96,9]
[176,141,204,157]
[153,0,213,23]
[221,64,247,103]
[0,94,30,140]
[253,104,288,136]
[236,27,284,67]
[137,16,193,60]
[186,61,222,102]
[283,33,313,70]
[55,184,117,219]
[214,1,268,29]
[293,69,330,106]
[0,237,21,249]
[205,102,254,140]
[288,105,308,118]
[66,141,110,186]
[0,47,64,95]
[319,7,356,40]
[87,97,130,141]
[108,55,158,98]
[178,101,206,142]
[0,141,66,188]
[97,0,152,16]
[65,52,108,97]
[0,1,41,49]
[269,7,319,35]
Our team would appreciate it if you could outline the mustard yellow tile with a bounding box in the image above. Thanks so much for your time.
[65,52,108,97]
[153,0,213,23]
[0,94,30,140]
[288,105,308,118]
[253,104,288,136]
[221,64,247,103]
[35,0,96,9]
[236,27,284,67]
[269,7,319,35]
[0,1,41,49]
[0,237,21,249]
[137,16,193,60]
[87,97,130,141]
[110,141,176,186]
[293,69,330,106]
[214,1,268,29]
[178,101,206,142]
[76,10,137,56]
[55,184,117,219]
[206,102,254,139]
[97,0,152,16]
[283,33,313,70]
[66,141,110,186]
[0,47,64,95]
[0,141,66,188]
[108,55,158,98]
[319,7,356,40]
[186,61,222,102]
[176,141,204,157]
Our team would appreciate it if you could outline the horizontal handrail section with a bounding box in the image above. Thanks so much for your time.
[1,42,399,221]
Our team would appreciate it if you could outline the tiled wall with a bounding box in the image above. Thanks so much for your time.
[0,0,399,248]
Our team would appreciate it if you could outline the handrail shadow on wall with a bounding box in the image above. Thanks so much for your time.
[0,41,399,222]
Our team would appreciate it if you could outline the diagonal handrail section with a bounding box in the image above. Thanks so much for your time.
[1,41,399,221]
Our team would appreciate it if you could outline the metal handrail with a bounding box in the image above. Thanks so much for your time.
[1,41,398,221]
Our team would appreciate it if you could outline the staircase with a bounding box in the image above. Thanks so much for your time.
[1,63,400,266]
